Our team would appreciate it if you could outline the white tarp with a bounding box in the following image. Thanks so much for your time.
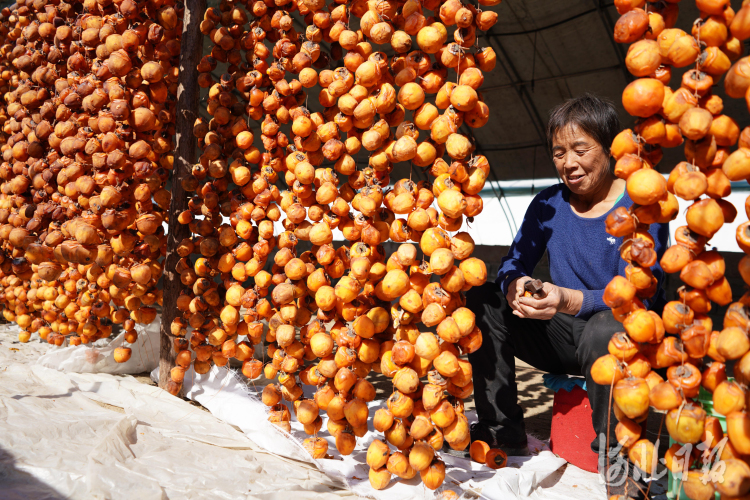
[154,363,607,500]
[0,334,352,500]
[1,323,608,499]
[201,176,750,249]
[36,320,160,375]
[450,177,750,250]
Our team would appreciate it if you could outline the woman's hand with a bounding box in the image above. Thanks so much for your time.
[505,276,533,313]
[511,282,583,320]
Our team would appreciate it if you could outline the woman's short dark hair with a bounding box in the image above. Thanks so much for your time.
[546,93,620,155]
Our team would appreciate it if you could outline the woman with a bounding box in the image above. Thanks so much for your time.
[462,95,668,496]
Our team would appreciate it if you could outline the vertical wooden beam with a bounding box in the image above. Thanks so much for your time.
[159,0,205,390]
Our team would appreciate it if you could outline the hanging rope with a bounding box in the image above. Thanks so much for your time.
[531,31,537,92]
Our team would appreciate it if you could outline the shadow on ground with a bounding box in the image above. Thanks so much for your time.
[0,445,67,500]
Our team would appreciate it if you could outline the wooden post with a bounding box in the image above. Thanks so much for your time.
[159,0,205,391]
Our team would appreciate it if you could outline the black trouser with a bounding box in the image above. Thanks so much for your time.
[466,282,620,457]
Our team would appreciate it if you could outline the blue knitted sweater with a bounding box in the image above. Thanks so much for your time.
[496,183,669,319]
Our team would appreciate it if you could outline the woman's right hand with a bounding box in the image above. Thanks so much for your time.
[506,276,532,313]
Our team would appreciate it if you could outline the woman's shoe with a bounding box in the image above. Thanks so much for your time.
[442,423,530,458]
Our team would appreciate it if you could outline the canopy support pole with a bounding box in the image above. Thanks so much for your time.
[159,0,205,392]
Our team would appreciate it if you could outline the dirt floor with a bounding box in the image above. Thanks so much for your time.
[504,360,666,449]
[515,360,555,440]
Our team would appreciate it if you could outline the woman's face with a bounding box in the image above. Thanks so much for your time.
[551,124,612,197]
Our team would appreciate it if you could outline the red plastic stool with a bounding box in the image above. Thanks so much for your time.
[549,384,599,473]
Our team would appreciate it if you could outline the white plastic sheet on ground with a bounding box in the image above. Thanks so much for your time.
[1,322,609,499]
[0,359,353,500]
[36,320,160,374]
[151,363,608,500]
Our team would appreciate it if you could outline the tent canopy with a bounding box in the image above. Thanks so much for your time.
[467,0,749,181]
[192,1,749,184]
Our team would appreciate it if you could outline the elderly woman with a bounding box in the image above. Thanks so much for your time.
[460,95,668,496]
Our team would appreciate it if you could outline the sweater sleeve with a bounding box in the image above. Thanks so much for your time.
[575,255,629,319]
[575,290,603,319]
[496,194,548,296]
[576,221,671,319]
[642,221,669,312]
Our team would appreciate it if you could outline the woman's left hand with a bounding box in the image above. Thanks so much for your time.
[513,283,583,320]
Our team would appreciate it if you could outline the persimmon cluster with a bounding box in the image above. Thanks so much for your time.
[0,0,179,360]
[169,0,503,490]
[598,1,750,498]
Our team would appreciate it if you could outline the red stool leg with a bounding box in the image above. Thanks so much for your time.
[549,385,599,473]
